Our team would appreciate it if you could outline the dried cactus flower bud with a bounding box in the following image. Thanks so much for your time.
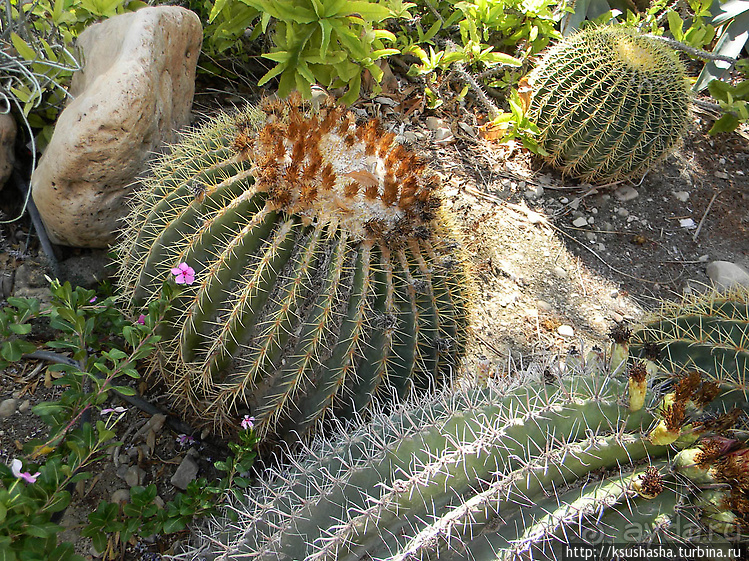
[627,360,649,412]
[632,466,664,499]
[528,26,691,183]
[649,399,687,446]
[117,96,471,440]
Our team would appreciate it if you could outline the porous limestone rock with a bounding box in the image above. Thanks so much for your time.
[0,113,16,191]
[31,6,202,247]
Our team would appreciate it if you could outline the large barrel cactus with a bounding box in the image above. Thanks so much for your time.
[117,96,471,439]
[528,26,692,184]
[182,289,749,560]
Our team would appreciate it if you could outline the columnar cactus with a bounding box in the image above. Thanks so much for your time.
[186,370,748,560]
[528,26,692,184]
[180,290,749,560]
[117,96,471,438]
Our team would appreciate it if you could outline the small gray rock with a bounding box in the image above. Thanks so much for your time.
[18,399,30,413]
[124,465,146,487]
[0,398,18,418]
[171,453,199,490]
[672,190,689,202]
[425,117,444,131]
[59,251,112,289]
[706,261,749,290]
[572,217,588,228]
[111,489,130,503]
[0,270,14,299]
[614,185,639,201]
[557,325,575,337]
[433,127,454,143]
[14,261,49,290]
[715,171,729,180]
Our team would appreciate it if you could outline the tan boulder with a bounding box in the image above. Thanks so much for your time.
[31,6,202,247]
[0,113,16,191]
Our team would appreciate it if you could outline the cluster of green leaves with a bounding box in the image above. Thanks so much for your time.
[0,280,166,561]
[0,279,261,560]
[0,0,144,148]
[0,297,39,367]
[235,0,401,104]
[82,426,258,555]
[706,67,749,133]
[401,0,558,76]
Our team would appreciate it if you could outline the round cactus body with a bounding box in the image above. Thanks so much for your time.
[117,97,471,438]
[528,26,691,184]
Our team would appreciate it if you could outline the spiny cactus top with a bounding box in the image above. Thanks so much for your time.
[116,96,471,439]
[630,285,749,385]
[528,26,691,184]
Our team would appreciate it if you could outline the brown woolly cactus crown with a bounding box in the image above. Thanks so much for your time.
[235,95,441,244]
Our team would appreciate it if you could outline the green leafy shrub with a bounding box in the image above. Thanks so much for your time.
[0,280,165,560]
[0,280,260,559]
[183,288,749,559]
[116,97,471,440]
[528,25,692,183]
[234,0,400,104]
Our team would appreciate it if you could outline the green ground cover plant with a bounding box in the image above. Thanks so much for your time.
[0,279,259,560]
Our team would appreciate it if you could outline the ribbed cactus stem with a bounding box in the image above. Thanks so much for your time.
[631,286,749,392]
[117,97,471,438]
[190,372,747,560]
[528,26,691,183]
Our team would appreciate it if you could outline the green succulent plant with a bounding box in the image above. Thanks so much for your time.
[630,286,749,383]
[181,289,749,560]
[527,25,692,184]
[117,96,471,440]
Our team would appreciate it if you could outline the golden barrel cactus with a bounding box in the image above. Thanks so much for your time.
[117,96,471,439]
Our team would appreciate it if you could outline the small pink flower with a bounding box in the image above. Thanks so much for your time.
[176,434,195,447]
[136,314,146,325]
[240,415,255,430]
[89,297,97,303]
[10,459,40,484]
[171,263,195,285]
[101,406,127,415]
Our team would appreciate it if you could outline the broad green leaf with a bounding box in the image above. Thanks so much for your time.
[8,323,32,335]
[340,73,361,105]
[208,0,231,22]
[321,0,349,17]
[258,62,288,86]
[667,10,684,41]
[24,521,63,538]
[340,0,392,21]
[111,385,136,396]
[10,33,37,61]
[373,29,396,41]
[708,112,740,134]
[371,48,400,59]
[319,19,333,60]
[481,51,522,66]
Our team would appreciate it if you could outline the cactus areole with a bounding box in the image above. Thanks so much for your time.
[528,26,691,184]
[117,96,470,439]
